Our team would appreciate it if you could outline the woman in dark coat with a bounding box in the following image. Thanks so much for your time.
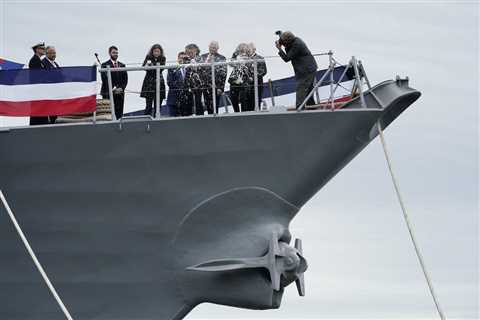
[141,44,166,117]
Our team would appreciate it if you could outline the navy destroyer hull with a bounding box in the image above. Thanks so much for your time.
[0,79,420,319]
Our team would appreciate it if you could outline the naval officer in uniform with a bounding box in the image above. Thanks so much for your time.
[28,42,51,126]
[28,42,45,69]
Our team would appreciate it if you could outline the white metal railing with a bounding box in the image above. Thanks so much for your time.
[98,51,368,120]
[297,52,368,111]
[99,58,266,120]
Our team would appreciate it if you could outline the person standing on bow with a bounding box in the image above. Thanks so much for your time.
[28,42,48,126]
[184,43,204,116]
[41,46,60,124]
[200,41,227,114]
[28,42,45,69]
[100,46,128,120]
[228,43,253,112]
[42,46,59,69]
[276,31,317,109]
[167,52,193,117]
[140,44,166,118]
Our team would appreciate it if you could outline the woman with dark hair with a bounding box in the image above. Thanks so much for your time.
[140,44,166,117]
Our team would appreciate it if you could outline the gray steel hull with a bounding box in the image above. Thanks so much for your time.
[0,79,420,319]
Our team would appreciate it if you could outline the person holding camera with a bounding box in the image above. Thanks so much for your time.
[275,31,317,109]
[140,44,166,118]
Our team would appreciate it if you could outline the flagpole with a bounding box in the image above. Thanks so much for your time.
[1,1,5,128]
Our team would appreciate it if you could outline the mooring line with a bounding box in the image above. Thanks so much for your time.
[377,123,446,320]
[0,190,74,320]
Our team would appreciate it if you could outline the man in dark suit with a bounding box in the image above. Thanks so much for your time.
[200,41,227,114]
[100,46,128,120]
[42,46,60,69]
[28,42,49,126]
[276,31,318,109]
[167,52,193,116]
[41,46,59,124]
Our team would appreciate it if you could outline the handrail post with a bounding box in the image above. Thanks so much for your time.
[192,89,196,116]
[268,78,275,107]
[328,50,335,110]
[106,66,116,121]
[155,64,161,119]
[352,56,366,109]
[253,60,259,111]
[359,60,385,109]
[329,62,350,106]
[313,77,320,105]
[211,61,217,115]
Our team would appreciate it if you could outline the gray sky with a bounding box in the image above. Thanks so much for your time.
[0,0,478,319]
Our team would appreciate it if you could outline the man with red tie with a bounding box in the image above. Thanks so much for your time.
[100,46,128,120]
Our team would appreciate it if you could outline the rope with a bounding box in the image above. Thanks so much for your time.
[377,123,446,320]
[0,190,74,320]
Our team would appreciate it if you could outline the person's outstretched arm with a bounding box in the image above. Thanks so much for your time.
[277,41,300,62]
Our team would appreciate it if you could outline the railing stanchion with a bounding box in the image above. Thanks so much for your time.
[155,64,161,119]
[106,66,116,121]
[211,62,217,115]
[328,51,335,110]
[359,60,385,109]
[352,56,366,109]
[268,78,275,107]
[329,61,350,107]
[313,77,320,105]
[192,90,197,116]
[253,60,259,112]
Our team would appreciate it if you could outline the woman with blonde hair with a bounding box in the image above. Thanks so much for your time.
[228,43,253,112]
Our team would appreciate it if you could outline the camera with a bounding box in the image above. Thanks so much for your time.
[275,30,284,46]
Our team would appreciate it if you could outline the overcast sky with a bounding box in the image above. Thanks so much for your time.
[0,0,478,319]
